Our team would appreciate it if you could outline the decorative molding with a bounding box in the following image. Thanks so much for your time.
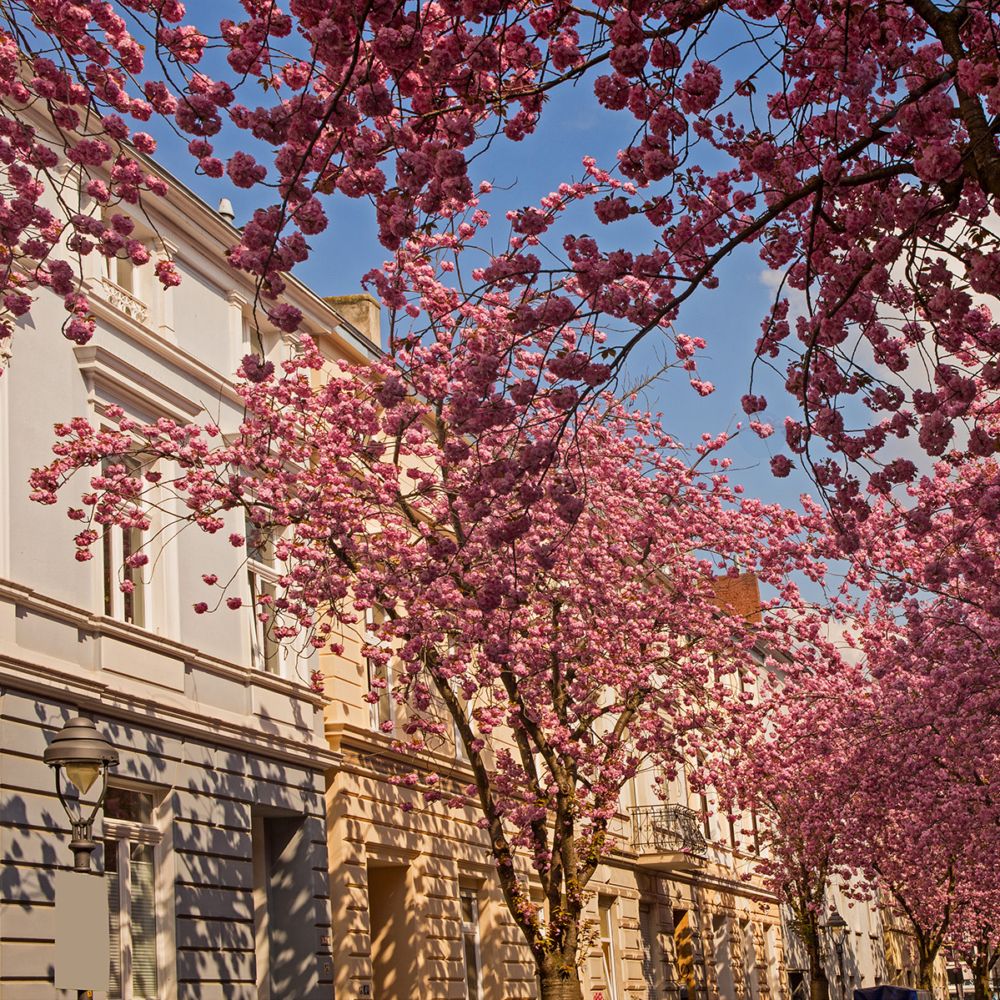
[0,577,329,709]
[100,276,149,326]
[73,343,205,424]
[18,100,381,367]
[83,279,243,410]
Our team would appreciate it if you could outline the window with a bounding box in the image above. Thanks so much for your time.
[530,884,548,942]
[788,970,809,1000]
[693,756,713,841]
[101,221,145,301]
[453,687,471,761]
[599,896,619,1000]
[366,606,394,732]
[104,787,163,1000]
[246,515,283,675]
[110,254,136,295]
[698,787,711,840]
[669,762,689,806]
[102,457,149,628]
[460,887,483,1000]
[442,636,474,760]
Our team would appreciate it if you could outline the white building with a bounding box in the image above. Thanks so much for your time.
[0,112,379,1000]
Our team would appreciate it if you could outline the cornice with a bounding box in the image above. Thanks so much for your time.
[17,102,383,365]
[0,652,341,771]
[73,342,208,423]
[0,577,329,710]
[82,281,244,409]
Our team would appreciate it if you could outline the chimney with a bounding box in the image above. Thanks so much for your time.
[324,293,381,347]
[711,572,762,623]
[217,198,236,223]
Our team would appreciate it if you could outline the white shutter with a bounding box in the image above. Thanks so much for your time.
[106,845,123,999]
[129,843,159,998]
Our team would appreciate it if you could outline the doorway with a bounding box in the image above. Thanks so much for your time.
[368,862,417,1000]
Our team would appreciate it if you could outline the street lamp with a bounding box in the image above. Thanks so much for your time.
[822,910,850,1000]
[43,715,118,871]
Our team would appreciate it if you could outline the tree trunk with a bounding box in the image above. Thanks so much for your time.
[539,976,586,1000]
[539,955,585,1000]
[811,972,832,1000]
[967,946,994,1000]
[805,927,831,1000]
[972,965,991,1000]
[917,951,936,992]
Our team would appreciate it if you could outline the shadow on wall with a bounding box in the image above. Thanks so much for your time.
[0,696,329,1000]
[0,790,63,986]
[368,861,419,1000]
[171,743,329,1000]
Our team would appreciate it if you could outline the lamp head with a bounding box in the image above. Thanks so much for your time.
[823,910,849,947]
[43,716,118,794]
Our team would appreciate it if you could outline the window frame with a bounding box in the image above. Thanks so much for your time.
[366,606,394,732]
[103,784,175,1000]
[449,642,473,762]
[99,210,149,304]
[100,454,153,630]
[245,514,293,679]
[460,886,484,1000]
[599,895,620,1000]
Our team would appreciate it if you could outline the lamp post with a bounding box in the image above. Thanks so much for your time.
[822,910,850,1000]
[44,715,118,1000]
[43,715,119,871]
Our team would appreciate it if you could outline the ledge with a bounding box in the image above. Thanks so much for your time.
[0,578,337,768]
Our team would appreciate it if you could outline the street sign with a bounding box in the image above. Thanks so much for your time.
[54,870,110,991]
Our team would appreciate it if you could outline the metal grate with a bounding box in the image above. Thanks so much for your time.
[630,805,709,858]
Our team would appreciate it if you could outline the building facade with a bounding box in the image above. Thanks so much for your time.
[0,112,381,999]
[321,573,913,1000]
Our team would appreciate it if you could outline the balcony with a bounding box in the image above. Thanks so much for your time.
[100,277,149,326]
[629,804,708,871]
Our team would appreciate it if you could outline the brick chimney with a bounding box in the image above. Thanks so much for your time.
[711,572,762,623]
[325,293,381,347]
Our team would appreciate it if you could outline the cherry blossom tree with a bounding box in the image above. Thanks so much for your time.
[724,579,1000,996]
[29,319,833,997]
[958,935,999,1000]
[7,0,1000,988]
[715,651,859,1000]
[0,0,999,515]
[847,594,1000,990]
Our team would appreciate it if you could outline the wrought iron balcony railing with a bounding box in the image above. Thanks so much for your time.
[630,804,709,864]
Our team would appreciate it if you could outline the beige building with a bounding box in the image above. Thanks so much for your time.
[319,569,918,1000]
[320,577,821,1000]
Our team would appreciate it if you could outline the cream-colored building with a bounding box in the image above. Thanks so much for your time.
[319,577,896,1000]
